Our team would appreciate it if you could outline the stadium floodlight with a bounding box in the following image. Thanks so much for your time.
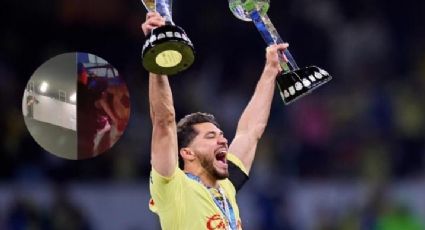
[70,92,76,102]
[39,81,49,93]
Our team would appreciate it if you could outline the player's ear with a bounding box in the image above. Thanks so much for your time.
[180,147,195,161]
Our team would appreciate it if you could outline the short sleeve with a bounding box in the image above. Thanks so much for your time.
[149,166,184,212]
[227,153,249,192]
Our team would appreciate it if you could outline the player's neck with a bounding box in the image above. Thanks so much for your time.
[185,168,219,188]
[199,172,219,188]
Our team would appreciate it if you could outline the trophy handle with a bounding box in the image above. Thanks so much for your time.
[239,1,297,73]
[156,0,173,23]
[141,0,155,12]
[141,0,173,24]
[249,11,299,73]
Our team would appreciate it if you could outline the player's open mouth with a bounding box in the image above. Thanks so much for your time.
[215,149,228,168]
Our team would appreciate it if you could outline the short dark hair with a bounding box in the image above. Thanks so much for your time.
[177,112,220,168]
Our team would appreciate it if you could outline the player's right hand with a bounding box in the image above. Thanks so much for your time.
[264,43,289,76]
[141,12,166,36]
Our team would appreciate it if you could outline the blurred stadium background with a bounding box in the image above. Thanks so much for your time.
[0,0,424,229]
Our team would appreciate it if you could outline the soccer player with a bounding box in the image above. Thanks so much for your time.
[143,12,289,230]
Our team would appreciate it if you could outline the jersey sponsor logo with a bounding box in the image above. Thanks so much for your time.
[206,214,227,230]
[206,214,242,230]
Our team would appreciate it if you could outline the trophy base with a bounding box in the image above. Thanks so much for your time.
[142,25,195,75]
[276,66,332,105]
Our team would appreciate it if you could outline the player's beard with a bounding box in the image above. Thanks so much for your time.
[199,153,229,180]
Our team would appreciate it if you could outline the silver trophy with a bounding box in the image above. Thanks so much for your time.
[229,0,332,104]
[141,0,195,75]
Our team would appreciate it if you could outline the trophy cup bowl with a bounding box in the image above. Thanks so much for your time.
[141,0,195,75]
[229,0,332,105]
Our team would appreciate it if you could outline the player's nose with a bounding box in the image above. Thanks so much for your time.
[218,135,228,146]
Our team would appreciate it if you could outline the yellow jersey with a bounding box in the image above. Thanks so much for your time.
[149,154,248,230]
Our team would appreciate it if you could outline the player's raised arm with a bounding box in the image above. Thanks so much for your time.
[143,12,178,177]
[228,43,289,174]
